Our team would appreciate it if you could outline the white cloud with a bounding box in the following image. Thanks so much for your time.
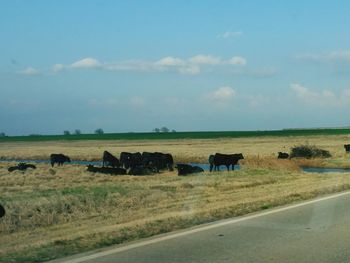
[188,55,221,65]
[52,64,65,73]
[155,57,185,67]
[227,56,247,66]
[297,50,350,63]
[70,57,101,69]
[212,86,236,101]
[50,54,247,75]
[88,98,119,108]
[104,60,154,72]
[19,67,40,75]
[217,31,242,39]
[290,83,350,107]
[203,86,236,107]
[178,65,201,75]
[130,97,145,108]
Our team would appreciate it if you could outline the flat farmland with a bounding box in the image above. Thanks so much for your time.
[1,134,350,163]
[1,134,350,262]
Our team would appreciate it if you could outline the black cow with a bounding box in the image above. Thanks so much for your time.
[278,152,289,159]
[141,152,160,172]
[209,153,244,172]
[344,144,350,153]
[176,163,204,176]
[0,204,5,218]
[142,152,174,172]
[86,165,126,175]
[120,152,142,169]
[162,153,174,171]
[50,154,71,167]
[120,152,131,169]
[102,151,121,168]
[8,163,36,172]
[128,165,153,176]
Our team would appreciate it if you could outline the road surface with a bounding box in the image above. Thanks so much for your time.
[51,191,350,263]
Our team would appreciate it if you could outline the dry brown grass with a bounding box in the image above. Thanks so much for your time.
[1,135,350,262]
[1,134,350,163]
[1,161,350,262]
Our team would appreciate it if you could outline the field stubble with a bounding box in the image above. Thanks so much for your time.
[1,135,350,262]
[1,134,350,163]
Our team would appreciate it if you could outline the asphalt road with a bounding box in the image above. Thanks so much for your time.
[53,191,350,263]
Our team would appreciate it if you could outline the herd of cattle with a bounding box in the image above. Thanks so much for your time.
[6,151,245,176]
[2,144,350,219]
[6,144,350,176]
[56,151,244,176]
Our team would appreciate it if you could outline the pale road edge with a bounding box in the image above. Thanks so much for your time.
[51,190,350,263]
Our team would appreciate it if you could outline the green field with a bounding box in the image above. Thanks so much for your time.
[2,128,350,142]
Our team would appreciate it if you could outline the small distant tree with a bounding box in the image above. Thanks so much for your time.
[74,129,81,135]
[153,128,160,133]
[95,128,104,135]
[63,130,70,135]
[171,129,176,133]
[160,126,169,133]
[0,132,6,137]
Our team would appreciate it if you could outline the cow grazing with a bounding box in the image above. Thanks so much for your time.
[176,163,204,176]
[50,154,71,167]
[86,165,126,175]
[0,204,5,218]
[8,163,36,172]
[209,153,244,172]
[344,144,350,153]
[278,152,289,159]
[102,151,121,168]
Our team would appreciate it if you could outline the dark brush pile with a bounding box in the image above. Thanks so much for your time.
[290,145,331,159]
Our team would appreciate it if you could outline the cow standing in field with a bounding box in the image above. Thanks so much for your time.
[102,151,121,168]
[120,152,132,169]
[120,152,142,169]
[141,152,159,172]
[162,153,174,171]
[278,152,289,159]
[344,144,350,153]
[50,154,71,167]
[209,153,244,172]
[142,152,174,172]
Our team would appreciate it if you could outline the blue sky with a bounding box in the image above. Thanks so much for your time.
[1,1,350,135]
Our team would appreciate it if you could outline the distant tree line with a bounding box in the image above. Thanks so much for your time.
[63,128,104,135]
[153,127,176,133]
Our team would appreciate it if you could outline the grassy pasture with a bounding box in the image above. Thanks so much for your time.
[1,134,350,262]
[1,134,350,164]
